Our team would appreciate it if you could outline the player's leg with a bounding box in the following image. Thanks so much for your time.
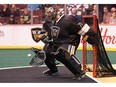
[54,45,86,79]
[69,55,85,80]
[43,54,58,75]
[43,44,59,76]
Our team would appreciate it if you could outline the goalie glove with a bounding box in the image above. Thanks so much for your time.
[83,29,99,45]
[37,31,53,43]
[41,36,53,43]
[75,22,99,45]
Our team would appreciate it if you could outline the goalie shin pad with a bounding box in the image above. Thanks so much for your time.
[55,47,83,74]
[69,55,82,74]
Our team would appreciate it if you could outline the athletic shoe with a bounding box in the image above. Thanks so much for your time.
[73,70,86,80]
[43,69,59,76]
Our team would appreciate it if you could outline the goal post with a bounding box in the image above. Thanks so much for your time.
[82,15,97,77]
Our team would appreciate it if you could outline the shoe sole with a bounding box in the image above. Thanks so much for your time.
[73,74,86,80]
[44,72,59,76]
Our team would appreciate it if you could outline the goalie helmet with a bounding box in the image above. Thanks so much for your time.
[45,7,64,23]
[45,7,56,22]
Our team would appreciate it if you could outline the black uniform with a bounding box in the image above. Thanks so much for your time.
[42,15,86,76]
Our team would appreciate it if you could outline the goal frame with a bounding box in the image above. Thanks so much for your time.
[82,15,97,77]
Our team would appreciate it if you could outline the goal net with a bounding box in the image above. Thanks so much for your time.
[82,15,116,77]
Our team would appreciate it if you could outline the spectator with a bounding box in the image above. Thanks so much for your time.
[90,4,97,15]
[90,4,103,23]
[109,11,116,24]
[8,15,17,24]
[0,4,11,17]
[67,4,77,15]
[18,16,25,24]
[22,8,31,24]
[101,6,111,24]
[10,4,20,17]
[27,4,40,11]
[111,7,116,12]
[70,7,82,22]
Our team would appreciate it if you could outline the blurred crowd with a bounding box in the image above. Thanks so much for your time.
[0,4,116,25]
[0,4,41,25]
[101,5,116,24]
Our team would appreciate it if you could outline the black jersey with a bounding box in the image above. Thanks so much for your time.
[54,15,81,46]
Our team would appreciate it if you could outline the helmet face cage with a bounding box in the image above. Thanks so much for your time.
[45,7,55,16]
[45,7,65,23]
[45,7,56,22]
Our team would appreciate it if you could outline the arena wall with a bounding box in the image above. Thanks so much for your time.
[0,24,116,51]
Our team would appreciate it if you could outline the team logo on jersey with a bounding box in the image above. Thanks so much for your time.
[31,28,42,43]
[51,26,60,40]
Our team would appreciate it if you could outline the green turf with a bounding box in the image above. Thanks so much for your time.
[0,49,116,68]
[0,49,34,68]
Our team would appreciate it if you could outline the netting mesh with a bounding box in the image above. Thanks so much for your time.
[85,19,116,77]
[95,20,116,77]
[85,43,93,72]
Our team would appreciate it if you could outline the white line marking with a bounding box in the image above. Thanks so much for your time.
[0,64,64,70]
[86,74,102,83]
[0,66,32,70]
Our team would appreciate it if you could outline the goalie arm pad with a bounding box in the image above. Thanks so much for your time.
[68,21,98,45]
[67,21,90,36]
[77,23,91,36]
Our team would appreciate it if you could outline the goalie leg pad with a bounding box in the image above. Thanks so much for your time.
[69,55,82,74]
[55,47,83,75]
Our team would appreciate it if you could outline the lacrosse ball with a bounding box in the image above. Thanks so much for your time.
[28,54,31,57]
